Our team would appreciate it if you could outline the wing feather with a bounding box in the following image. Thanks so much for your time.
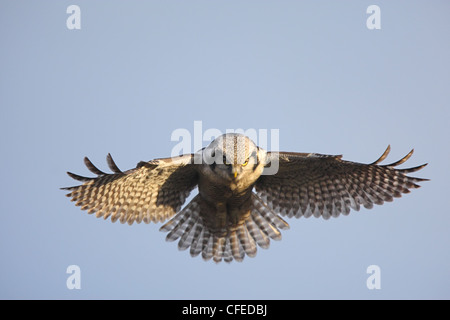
[62,154,199,224]
[256,147,428,219]
[106,153,123,173]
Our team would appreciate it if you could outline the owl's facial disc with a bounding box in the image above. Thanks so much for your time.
[221,152,258,181]
[203,133,262,182]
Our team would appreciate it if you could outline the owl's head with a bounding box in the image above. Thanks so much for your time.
[201,133,266,185]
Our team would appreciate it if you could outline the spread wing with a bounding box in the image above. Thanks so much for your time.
[255,146,428,219]
[62,154,199,224]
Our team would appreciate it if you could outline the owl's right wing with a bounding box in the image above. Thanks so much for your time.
[62,154,199,225]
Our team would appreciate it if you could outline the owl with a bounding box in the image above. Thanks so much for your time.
[62,133,428,263]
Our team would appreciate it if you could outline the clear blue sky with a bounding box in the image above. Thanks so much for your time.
[1,1,449,299]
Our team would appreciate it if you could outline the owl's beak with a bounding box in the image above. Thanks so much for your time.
[231,166,238,179]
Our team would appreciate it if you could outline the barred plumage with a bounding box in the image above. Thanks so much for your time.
[255,145,428,220]
[160,194,288,262]
[63,134,428,263]
[62,154,198,225]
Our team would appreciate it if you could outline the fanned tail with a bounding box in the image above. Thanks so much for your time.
[159,193,289,263]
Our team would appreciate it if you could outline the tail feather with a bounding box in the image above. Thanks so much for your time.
[245,217,270,249]
[213,237,227,263]
[188,224,204,257]
[229,230,244,262]
[201,231,213,261]
[163,199,200,241]
[178,215,199,250]
[159,193,290,263]
[237,224,257,257]
[223,239,233,263]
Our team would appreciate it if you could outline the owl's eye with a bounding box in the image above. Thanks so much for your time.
[223,155,231,166]
[242,158,249,166]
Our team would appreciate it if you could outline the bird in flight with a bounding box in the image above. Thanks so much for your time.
[62,133,428,263]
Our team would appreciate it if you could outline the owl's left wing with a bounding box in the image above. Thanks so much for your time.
[62,154,199,224]
[255,146,428,219]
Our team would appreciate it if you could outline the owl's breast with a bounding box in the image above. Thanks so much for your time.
[197,177,254,236]
[198,174,253,204]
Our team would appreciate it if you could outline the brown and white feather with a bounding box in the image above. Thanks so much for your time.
[62,154,198,225]
[256,146,428,220]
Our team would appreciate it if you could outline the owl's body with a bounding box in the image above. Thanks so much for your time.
[62,133,428,263]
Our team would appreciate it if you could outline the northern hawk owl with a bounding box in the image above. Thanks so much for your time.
[62,133,428,263]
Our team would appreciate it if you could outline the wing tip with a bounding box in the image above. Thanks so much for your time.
[370,145,391,165]
[66,171,93,182]
[107,153,123,173]
[84,156,107,175]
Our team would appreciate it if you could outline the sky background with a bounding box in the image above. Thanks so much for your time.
[1,1,449,299]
